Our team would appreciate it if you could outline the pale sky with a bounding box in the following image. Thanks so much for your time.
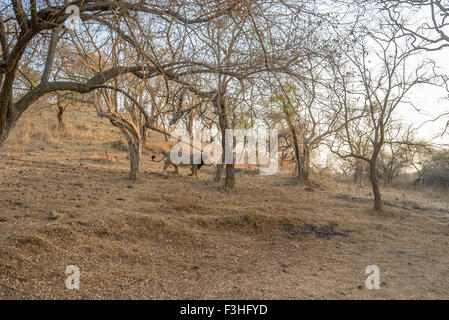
[397,48,449,146]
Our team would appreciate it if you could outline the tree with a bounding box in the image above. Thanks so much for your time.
[382,0,449,135]
[377,123,430,186]
[330,22,437,212]
[0,0,233,148]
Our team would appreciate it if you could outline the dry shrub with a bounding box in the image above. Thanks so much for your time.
[415,184,449,202]
[3,105,101,152]
[103,150,119,163]
[137,194,165,202]
[365,207,403,218]
[124,213,205,246]
[111,139,128,151]
[151,141,174,153]
[190,212,295,235]
[8,234,49,249]
[37,225,78,242]
[308,173,336,190]
[172,195,207,214]
[391,173,449,202]
[83,151,120,164]
[391,172,416,189]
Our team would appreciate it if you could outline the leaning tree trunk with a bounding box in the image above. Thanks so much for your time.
[369,158,382,212]
[282,108,303,182]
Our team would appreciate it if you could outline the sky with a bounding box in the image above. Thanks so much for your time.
[397,49,449,146]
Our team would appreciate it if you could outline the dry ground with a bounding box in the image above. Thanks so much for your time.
[0,105,448,299]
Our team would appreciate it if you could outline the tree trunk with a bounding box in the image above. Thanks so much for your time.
[141,124,147,148]
[225,163,235,188]
[215,163,223,182]
[369,159,382,212]
[129,139,142,181]
[354,160,363,186]
[215,93,234,188]
[282,109,302,181]
[187,112,194,138]
[0,105,21,149]
[298,142,310,183]
[57,105,65,129]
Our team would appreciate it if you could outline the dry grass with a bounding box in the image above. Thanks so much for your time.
[0,105,449,299]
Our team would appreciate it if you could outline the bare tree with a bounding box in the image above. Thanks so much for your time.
[0,0,234,148]
[377,123,431,186]
[382,0,449,135]
[330,22,437,212]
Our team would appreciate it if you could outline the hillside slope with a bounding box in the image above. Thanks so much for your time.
[0,105,448,299]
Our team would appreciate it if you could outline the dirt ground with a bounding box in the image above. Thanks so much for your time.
[0,106,448,299]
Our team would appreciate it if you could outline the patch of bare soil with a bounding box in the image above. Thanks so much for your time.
[1,107,449,299]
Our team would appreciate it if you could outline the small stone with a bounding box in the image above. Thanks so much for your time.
[205,179,215,185]
[411,202,421,210]
[398,248,413,255]
[0,216,7,222]
[48,211,59,220]
[127,185,134,189]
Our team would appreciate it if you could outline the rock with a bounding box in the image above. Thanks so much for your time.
[0,216,7,222]
[411,202,421,210]
[127,185,134,189]
[48,211,59,220]
[398,248,413,255]
[205,179,215,185]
